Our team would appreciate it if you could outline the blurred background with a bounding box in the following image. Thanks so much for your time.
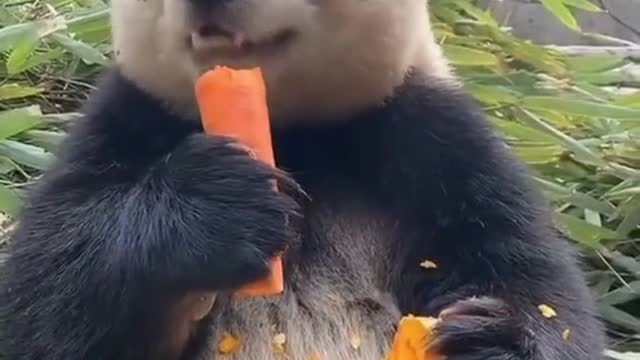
[0,0,639,357]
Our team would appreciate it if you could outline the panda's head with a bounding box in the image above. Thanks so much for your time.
[111,0,452,124]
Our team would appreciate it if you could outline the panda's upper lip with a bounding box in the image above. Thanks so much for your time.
[190,26,296,54]
[195,23,235,40]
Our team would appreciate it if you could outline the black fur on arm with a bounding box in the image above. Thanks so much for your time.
[364,73,605,359]
[0,69,300,360]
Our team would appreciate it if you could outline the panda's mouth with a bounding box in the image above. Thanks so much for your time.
[189,24,296,56]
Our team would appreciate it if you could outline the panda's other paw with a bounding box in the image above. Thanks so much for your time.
[427,297,536,360]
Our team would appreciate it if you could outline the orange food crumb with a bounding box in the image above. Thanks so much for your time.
[218,332,241,354]
[420,260,438,270]
[350,332,362,350]
[538,304,557,318]
[273,332,287,353]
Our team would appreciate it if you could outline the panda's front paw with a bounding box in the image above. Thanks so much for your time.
[428,297,536,360]
[164,133,302,290]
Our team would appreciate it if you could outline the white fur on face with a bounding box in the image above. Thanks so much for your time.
[111,0,452,124]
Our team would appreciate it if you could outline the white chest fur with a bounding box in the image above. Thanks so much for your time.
[207,275,401,360]
[206,188,403,360]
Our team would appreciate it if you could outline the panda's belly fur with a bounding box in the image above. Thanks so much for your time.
[207,188,403,360]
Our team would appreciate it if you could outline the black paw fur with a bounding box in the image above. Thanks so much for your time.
[427,297,536,360]
[161,133,302,290]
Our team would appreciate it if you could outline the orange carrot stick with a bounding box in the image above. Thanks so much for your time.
[194,66,283,298]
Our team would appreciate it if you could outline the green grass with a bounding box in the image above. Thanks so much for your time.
[1,0,639,356]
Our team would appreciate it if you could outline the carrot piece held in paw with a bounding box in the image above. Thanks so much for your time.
[195,66,275,165]
[384,315,443,360]
[194,66,283,298]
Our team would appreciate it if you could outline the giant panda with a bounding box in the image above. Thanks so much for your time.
[0,0,606,359]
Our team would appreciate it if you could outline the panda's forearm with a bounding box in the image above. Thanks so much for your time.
[383,164,604,359]
[386,198,606,359]
[368,80,604,359]
[0,133,299,359]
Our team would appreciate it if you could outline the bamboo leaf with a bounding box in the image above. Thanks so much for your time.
[599,281,640,306]
[514,145,564,164]
[50,32,108,65]
[521,96,640,120]
[0,183,22,218]
[17,48,66,73]
[517,109,609,167]
[598,304,640,333]
[491,117,560,144]
[0,106,43,139]
[539,0,580,31]
[560,0,602,12]
[0,84,43,101]
[442,44,500,66]
[615,196,640,235]
[565,54,625,73]
[23,130,65,152]
[5,33,38,75]
[0,139,54,170]
[0,23,36,52]
[67,9,111,42]
[554,213,622,248]
[467,84,521,105]
[0,156,17,174]
[605,350,640,360]
[614,91,640,107]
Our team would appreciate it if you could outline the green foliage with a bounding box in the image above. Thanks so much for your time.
[1,0,639,354]
[432,0,640,352]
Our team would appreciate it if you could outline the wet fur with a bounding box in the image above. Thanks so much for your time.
[0,0,606,359]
